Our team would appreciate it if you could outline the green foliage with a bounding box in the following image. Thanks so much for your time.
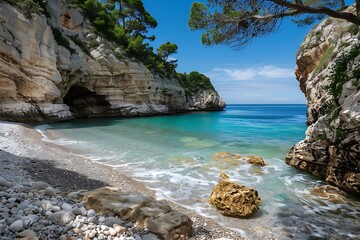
[188,0,352,49]
[178,71,216,96]
[328,44,360,103]
[69,35,90,55]
[313,45,335,75]
[316,135,327,141]
[335,128,344,140]
[315,31,322,39]
[339,41,349,49]
[157,42,178,61]
[51,27,76,54]
[4,0,48,18]
[349,24,359,35]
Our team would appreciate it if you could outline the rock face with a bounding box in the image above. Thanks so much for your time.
[209,173,261,217]
[82,187,193,240]
[286,13,360,194]
[0,0,225,123]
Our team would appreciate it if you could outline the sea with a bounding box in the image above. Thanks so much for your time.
[37,104,360,239]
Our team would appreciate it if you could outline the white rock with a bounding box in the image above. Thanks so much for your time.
[49,210,75,225]
[61,203,72,211]
[9,220,24,232]
[52,206,61,212]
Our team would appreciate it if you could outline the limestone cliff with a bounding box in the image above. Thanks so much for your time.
[0,0,225,123]
[286,13,360,194]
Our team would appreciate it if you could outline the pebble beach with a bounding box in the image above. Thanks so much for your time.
[0,121,243,240]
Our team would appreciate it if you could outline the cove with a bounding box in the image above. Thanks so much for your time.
[37,104,360,239]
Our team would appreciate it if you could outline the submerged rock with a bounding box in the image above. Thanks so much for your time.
[212,152,266,167]
[81,187,192,240]
[310,185,349,203]
[209,173,261,217]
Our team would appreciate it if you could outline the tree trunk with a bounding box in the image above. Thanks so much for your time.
[357,0,360,17]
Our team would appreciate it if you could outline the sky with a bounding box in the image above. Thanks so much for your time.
[142,0,315,104]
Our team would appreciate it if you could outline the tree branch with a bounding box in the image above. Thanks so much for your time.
[214,9,301,25]
[270,0,360,25]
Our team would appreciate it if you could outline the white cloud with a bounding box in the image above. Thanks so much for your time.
[211,65,294,81]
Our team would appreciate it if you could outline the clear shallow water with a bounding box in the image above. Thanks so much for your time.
[37,104,360,239]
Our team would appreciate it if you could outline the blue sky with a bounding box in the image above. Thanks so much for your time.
[142,0,315,104]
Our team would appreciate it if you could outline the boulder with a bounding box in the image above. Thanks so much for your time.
[82,187,192,240]
[246,156,266,167]
[209,173,260,217]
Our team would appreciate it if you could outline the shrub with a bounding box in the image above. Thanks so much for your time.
[328,44,360,104]
[51,27,76,54]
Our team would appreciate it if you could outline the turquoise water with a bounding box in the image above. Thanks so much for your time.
[37,104,360,239]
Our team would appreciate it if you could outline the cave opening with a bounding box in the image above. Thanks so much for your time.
[64,85,110,117]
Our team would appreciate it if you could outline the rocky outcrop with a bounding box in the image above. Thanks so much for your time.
[81,187,193,240]
[286,12,360,194]
[0,0,225,123]
[188,89,226,111]
[209,173,261,217]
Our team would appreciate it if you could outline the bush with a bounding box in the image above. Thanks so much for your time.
[51,27,76,54]
[328,44,360,103]
[4,0,46,18]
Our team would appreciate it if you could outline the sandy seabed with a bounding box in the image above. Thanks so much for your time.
[0,121,243,240]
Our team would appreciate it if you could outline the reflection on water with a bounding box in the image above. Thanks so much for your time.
[37,105,360,239]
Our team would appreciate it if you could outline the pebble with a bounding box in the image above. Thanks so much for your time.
[0,176,11,187]
[0,176,162,240]
[31,182,49,191]
[44,187,57,197]
[61,203,72,211]
[87,209,96,217]
[8,219,24,232]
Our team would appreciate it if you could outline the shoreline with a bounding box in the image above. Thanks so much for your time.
[0,121,243,240]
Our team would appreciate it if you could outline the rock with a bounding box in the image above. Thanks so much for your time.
[141,233,160,240]
[104,217,124,227]
[114,224,127,234]
[209,174,261,217]
[246,156,266,167]
[16,229,37,238]
[66,189,88,199]
[49,210,75,225]
[286,13,360,194]
[61,203,72,211]
[31,182,50,191]
[82,187,192,240]
[44,187,57,197]
[0,176,12,187]
[310,185,349,203]
[87,209,95,217]
[9,219,24,232]
[212,152,242,165]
